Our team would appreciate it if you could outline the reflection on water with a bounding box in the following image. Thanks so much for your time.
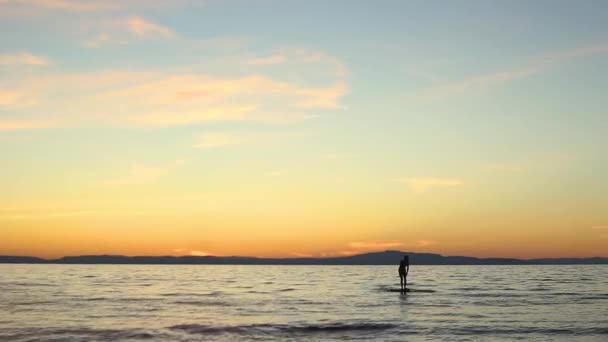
[0,265,607,341]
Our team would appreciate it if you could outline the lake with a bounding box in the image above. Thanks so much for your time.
[1,265,606,341]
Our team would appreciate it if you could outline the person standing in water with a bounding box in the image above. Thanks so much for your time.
[399,255,410,292]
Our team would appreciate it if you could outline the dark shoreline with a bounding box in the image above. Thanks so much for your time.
[1,250,606,265]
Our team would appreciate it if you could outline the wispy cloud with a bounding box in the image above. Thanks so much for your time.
[348,241,405,249]
[322,153,353,160]
[0,0,197,13]
[245,48,347,76]
[0,0,119,11]
[330,239,438,257]
[290,252,313,258]
[105,160,185,185]
[0,118,56,131]
[0,209,96,220]
[265,169,287,177]
[294,81,347,108]
[411,43,608,101]
[393,177,465,193]
[0,52,49,66]
[131,105,257,127]
[486,163,524,173]
[0,91,22,106]
[592,226,608,230]
[415,240,437,247]
[194,132,249,149]
[173,248,211,256]
[246,55,287,66]
[79,15,176,48]
[82,33,127,48]
[4,70,345,130]
[293,49,347,77]
[126,16,174,38]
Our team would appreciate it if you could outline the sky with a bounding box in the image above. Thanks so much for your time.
[1,0,607,259]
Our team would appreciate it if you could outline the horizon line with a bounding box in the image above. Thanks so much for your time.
[2,250,607,261]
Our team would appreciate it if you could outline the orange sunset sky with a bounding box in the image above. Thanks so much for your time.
[1,1,607,259]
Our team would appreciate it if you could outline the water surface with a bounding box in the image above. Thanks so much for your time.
[1,265,606,341]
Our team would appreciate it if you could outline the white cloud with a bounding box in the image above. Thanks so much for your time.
[393,177,465,193]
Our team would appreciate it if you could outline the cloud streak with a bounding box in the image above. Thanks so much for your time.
[105,160,186,185]
[194,132,250,149]
[0,0,197,12]
[3,69,346,130]
[412,43,608,101]
[0,118,56,131]
[393,177,465,193]
[0,52,49,66]
[348,241,404,250]
[246,55,287,66]
[126,16,174,38]
[0,0,119,11]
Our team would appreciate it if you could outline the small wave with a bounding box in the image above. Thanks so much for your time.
[0,328,164,341]
[580,295,608,300]
[160,292,208,297]
[456,287,478,291]
[461,293,525,298]
[278,288,295,292]
[431,326,608,336]
[85,297,107,301]
[5,282,54,287]
[14,301,56,306]
[173,300,230,306]
[169,322,397,335]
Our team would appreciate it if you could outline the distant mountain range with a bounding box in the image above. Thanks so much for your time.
[1,251,606,265]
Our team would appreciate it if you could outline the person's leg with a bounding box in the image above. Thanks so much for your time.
[400,274,404,290]
[404,274,407,290]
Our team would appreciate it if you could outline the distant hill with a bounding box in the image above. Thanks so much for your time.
[1,251,607,265]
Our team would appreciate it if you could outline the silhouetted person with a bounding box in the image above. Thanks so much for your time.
[399,255,409,292]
